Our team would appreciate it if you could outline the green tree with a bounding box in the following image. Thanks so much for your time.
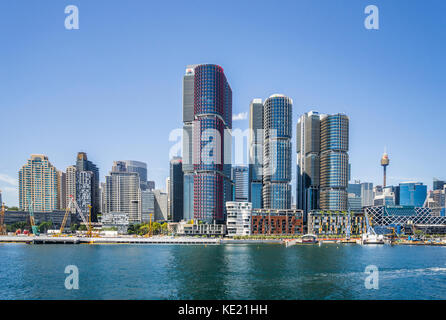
[38,221,53,233]
[161,222,168,235]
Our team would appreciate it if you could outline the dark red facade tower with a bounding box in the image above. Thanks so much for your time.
[192,64,232,223]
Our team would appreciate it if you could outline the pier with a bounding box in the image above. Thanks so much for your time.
[0,235,221,245]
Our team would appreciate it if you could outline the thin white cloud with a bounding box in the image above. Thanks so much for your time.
[232,112,248,121]
[2,187,17,192]
[0,174,17,186]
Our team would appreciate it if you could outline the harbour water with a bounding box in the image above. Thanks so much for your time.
[1,243,446,300]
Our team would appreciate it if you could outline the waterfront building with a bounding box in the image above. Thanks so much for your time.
[251,209,303,235]
[232,166,248,202]
[100,212,129,234]
[399,182,427,207]
[262,94,292,210]
[296,111,322,215]
[191,64,232,223]
[122,160,148,190]
[4,209,71,228]
[103,164,141,224]
[140,190,155,223]
[307,210,365,235]
[19,154,58,212]
[153,189,168,221]
[170,157,184,222]
[364,205,446,234]
[361,182,374,207]
[248,98,264,209]
[226,201,252,236]
[176,221,226,236]
[319,114,349,211]
[75,152,100,220]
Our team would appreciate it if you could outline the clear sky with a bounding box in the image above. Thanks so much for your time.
[0,0,445,206]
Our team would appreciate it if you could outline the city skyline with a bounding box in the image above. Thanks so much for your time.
[1,0,445,206]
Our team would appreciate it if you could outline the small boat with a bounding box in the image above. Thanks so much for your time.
[361,233,385,245]
[302,234,318,244]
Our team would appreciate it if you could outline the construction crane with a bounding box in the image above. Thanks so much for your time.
[58,195,90,236]
[0,202,6,235]
[87,205,93,238]
[26,194,39,236]
[144,213,153,237]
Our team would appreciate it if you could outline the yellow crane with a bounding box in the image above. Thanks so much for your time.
[57,195,90,236]
[144,213,153,237]
[0,202,6,235]
[87,205,93,238]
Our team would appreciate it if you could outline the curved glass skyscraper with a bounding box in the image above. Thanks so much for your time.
[319,114,349,210]
[192,64,232,223]
[262,94,292,209]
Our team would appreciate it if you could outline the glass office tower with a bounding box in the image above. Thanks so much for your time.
[262,94,292,209]
[319,114,349,211]
[248,98,264,209]
[399,182,427,207]
[192,64,232,223]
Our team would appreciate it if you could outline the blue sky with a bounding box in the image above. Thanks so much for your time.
[0,0,445,206]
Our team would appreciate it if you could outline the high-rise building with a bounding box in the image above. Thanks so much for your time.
[361,182,374,207]
[141,189,155,223]
[166,177,171,219]
[348,180,362,198]
[232,166,248,202]
[19,154,58,212]
[373,186,395,206]
[191,64,232,223]
[433,179,445,191]
[319,114,349,211]
[170,157,184,222]
[248,98,264,209]
[103,163,141,224]
[263,94,292,209]
[75,152,100,220]
[147,181,155,191]
[296,111,321,214]
[76,171,93,217]
[399,182,427,207]
[66,165,77,206]
[122,160,148,190]
[57,170,66,210]
[153,189,168,221]
[182,65,196,224]
[296,112,349,212]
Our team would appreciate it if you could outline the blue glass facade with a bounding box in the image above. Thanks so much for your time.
[399,182,427,207]
[262,95,292,209]
[192,64,232,223]
[319,114,349,211]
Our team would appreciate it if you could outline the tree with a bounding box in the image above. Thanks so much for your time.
[161,222,168,235]
[38,221,53,233]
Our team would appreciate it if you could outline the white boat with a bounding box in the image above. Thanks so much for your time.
[361,233,385,245]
